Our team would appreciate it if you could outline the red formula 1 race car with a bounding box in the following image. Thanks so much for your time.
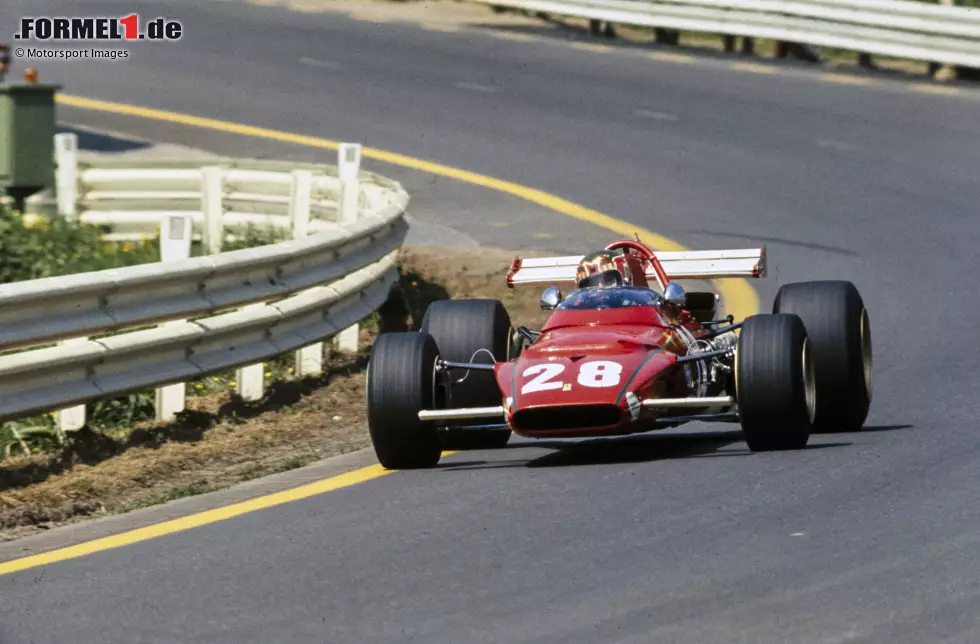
[366,238,873,469]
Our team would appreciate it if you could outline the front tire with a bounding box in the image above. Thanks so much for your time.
[773,281,872,432]
[366,332,443,469]
[736,314,814,451]
[421,299,512,450]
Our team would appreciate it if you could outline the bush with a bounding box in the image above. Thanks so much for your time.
[0,206,161,283]
[0,206,291,459]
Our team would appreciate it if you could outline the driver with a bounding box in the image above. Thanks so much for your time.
[575,250,631,289]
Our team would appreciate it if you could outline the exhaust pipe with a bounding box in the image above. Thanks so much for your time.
[642,396,734,409]
[418,406,506,421]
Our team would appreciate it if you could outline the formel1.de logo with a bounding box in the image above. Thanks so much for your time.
[14,16,183,41]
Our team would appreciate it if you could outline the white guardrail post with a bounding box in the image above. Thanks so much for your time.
[236,311,268,400]
[0,142,410,427]
[51,132,84,434]
[214,161,269,403]
[155,215,194,421]
[54,133,78,219]
[201,166,224,255]
[54,336,88,434]
[203,165,271,402]
[335,143,363,354]
[290,169,325,378]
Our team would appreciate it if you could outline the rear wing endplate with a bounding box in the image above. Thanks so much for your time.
[507,247,766,287]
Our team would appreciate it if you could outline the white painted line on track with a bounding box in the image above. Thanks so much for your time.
[633,109,679,122]
[815,140,858,152]
[297,57,342,70]
[455,81,499,93]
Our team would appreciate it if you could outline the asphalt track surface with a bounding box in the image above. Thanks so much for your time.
[3,1,980,642]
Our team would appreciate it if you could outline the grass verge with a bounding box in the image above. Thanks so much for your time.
[0,202,290,458]
[0,246,549,541]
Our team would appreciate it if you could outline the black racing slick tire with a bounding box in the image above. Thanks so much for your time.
[366,332,442,469]
[736,314,815,451]
[773,281,872,432]
[420,299,512,450]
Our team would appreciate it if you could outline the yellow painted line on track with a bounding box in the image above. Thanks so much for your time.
[20,93,761,573]
[731,62,778,75]
[820,73,875,86]
[909,83,961,96]
[648,52,696,64]
[0,464,396,576]
[56,95,758,349]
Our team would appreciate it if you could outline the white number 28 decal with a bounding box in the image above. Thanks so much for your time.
[577,360,623,388]
[520,360,623,394]
[520,364,566,393]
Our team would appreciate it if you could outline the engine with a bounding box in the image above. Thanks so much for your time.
[682,331,738,397]
[706,331,737,395]
[709,331,738,353]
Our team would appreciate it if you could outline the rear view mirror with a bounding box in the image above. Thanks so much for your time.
[664,282,687,308]
[540,286,562,311]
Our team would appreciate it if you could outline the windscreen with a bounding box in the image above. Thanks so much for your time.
[556,286,665,311]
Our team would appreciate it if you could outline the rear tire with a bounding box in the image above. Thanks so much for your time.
[736,314,814,451]
[366,332,443,469]
[773,281,872,432]
[421,300,512,450]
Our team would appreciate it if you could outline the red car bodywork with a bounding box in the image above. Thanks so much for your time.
[494,304,711,439]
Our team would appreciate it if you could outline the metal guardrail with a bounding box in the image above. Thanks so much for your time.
[24,136,402,242]
[474,0,980,67]
[1,134,410,427]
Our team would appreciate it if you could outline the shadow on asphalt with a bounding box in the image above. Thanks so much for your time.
[687,230,859,257]
[438,430,851,470]
[55,124,151,153]
[853,424,914,433]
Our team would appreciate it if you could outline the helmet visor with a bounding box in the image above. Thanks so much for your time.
[579,269,623,289]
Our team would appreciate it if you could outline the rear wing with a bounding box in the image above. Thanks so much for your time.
[507,247,766,288]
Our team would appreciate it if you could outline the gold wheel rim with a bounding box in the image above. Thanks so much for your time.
[861,308,873,401]
[803,338,817,424]
[733,342,740,401]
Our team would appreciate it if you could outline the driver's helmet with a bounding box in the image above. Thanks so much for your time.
[576,249,631,289]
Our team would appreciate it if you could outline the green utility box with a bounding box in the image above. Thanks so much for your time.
[0,82,61,205]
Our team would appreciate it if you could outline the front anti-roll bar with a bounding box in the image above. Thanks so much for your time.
[437,359,496,372]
